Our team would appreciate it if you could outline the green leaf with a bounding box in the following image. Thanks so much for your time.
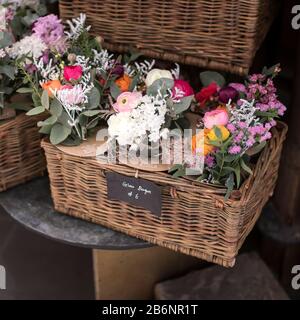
[41,90,49,110]
[39,125,52,135]
[225,173,235,200]
[82,110,101,117]
[0,65,15,80]
[129,74,139,91]
[246,141,266,156]
[110,82,121,100]
[262,64,280,77]
[38,115,57,127]
[87,87,100,109]
[50,99,63,117]
[200,71,225,87]
[234,165,241,188]
[50,123,72,145]
[26,106,45,116]
[224,154,238,162]
[0,31,14,48]
[214,126,222,140]
[147,78,174,97]
[16,87,33,94]
[240,158,253,175]
[127,50,143,63]
[173,95,193,114]
[32,92,41,108]
[172,167,186,179]
[169,164,184,173]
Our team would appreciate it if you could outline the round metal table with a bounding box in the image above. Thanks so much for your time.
[0,177,150,250]
[0,177,200,299]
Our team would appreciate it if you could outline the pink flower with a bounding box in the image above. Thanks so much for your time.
[172,79,194,99]
[203,108,229,129]
[57,85,85,106]
[63,65,83,82]
[228,83,246,93]
[113,91,142,113]
[228,145,241,154]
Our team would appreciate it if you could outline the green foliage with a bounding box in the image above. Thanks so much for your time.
[147,78,174,97]
[200,71,225,87]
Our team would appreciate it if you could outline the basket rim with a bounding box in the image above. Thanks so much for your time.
[41,121,287,204]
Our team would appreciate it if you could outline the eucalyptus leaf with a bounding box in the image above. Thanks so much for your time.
[38,115,57,127]
[50,99,63,117]
[0,65,15,80]
[39,125,52,135]
[50,123,72,145]
[110,82,121,100]
[41,90,49,110]
[26,106,45,116]
[200,71,225,87]
[16,87,33,94]
[87,87,101,109]
[173,95,193,114]
[0,31,14,48]
[147,78,174,97]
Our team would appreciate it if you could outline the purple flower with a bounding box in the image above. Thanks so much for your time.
[228,145,241,154]
[227,123,236,133]
[219,86,238,103]
[246,136,255,147]
[33,14,66,53]
[228,83,246,93]
[205,155,215,168]
[111,63,124,77]
[42,51,50,64]
[25,63,37,74]
[260,132,272,142]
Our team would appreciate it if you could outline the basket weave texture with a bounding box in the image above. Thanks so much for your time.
[0,113,46,192]
[42,123,287,267]
[59,0,277,75]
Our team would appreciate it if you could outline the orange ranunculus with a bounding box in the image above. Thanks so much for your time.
[41,80,62,97]
[115,74,132,92]
[191,129,214,156]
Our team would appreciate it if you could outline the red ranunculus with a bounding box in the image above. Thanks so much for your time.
[63,65,83,82]
[195,82,218,107]
[172,79,194,99]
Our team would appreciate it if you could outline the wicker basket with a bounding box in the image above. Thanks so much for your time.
[0,113,46,192]
[59,0,277,75]
[42,122,287,267]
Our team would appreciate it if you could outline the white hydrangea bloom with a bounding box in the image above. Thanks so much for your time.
[108,94,168,147]
[9,34,46,60]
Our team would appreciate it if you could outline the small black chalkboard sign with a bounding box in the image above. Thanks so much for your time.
[106,172,162,216]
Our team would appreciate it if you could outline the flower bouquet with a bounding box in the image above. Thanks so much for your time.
[170,66,287,198]
[0,0,49,191]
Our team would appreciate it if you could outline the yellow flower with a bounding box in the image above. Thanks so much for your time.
[207,125,230,142]
[191,129,215,156]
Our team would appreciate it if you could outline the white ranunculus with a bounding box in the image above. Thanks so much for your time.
[145,68,173,87]
[108,112,133,146]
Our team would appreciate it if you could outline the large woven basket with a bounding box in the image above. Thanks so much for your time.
[59,0,277,75]
[0,113,46,192]
[42,122,287,267]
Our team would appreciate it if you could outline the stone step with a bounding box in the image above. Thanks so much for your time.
[155,252,289,300]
